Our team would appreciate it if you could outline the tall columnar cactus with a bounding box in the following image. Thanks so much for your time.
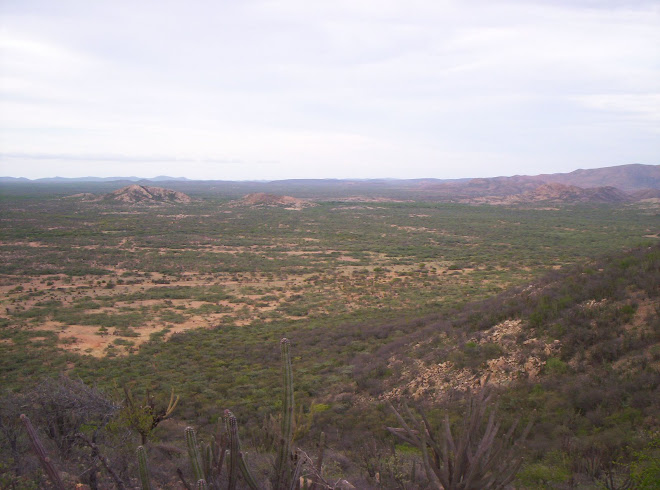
[20,414,65,490]
[275,337,295,490]
[185,426,205,485]
[136,445,152,490]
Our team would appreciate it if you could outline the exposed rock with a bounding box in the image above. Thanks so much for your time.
[234,193,315,210]
[101,185,192,204]
[385,319,561,401]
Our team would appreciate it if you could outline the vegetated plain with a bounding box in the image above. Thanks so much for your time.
[0,181,659,488]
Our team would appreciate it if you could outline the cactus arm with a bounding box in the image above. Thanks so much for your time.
[20,414,65,490]
[165,388,180,418]
[238,452,261,490]
[136,445,152,490]
[224,409,260,489]
[185,427,205,484]
[216,434,228,481]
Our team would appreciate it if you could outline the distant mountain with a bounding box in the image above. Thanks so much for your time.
[538,163,660,191]
[416,164,659,198]
[520,183,631,203]
[0,177,30,182]
[142,176,189,182]
[3,164,657,202]
[35,176,142,183]
[101,185,193,204]
[2,176,189,183]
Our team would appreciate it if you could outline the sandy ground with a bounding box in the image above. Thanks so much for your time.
[0,241,480,358]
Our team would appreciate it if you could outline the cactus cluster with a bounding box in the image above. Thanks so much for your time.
[137,338,327,489]
[18,338,331,489]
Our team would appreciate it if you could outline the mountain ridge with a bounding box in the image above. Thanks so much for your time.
[2,163,657,189]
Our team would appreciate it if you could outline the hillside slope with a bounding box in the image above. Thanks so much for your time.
[345,243,660,487]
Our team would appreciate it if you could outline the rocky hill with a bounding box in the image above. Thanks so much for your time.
[235,192,315,209]
[631,188,660,200]
[466,183,633,205]
[101,185,193,204]
[521,183,631,203]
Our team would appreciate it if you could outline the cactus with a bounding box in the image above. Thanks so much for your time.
[224,409,259,490]
[310,431,326,490]
[275,337,295,490]
[185,426,205,484]
[20,414,65,490]
[136,445,152,490]
[139,337,335,489]
[203,443,213,481]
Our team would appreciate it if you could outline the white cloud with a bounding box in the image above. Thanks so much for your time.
[0,0,658,179]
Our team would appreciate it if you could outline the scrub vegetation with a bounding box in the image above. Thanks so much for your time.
[0,182,658,488]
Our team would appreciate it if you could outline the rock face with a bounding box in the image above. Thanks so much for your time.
[236,193,315,209]
[103,185,192,204]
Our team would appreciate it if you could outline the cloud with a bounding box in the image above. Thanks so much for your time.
[0,0,658,179]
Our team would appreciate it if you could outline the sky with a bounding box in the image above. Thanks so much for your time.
[0,0,658,180]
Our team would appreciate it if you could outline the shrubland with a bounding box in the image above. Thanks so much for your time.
[0,184,659,488]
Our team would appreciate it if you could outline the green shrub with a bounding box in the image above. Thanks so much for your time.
[544,357,568,375]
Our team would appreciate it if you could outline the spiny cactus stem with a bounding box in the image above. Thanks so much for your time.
[20,414,65,490]
[185,427,205,484]
[136,445,152,490]
[225,410,240,490]
[224,409,260,490]
[276,338,294,489]
[238,451,260,490]
[202,443,212,481]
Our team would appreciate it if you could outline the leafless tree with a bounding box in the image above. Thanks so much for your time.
[387,384,533,489]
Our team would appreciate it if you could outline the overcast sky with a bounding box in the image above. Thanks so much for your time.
[1,0,658,180]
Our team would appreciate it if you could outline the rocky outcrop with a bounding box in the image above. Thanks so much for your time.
[235,193,315,210]
[102,185,192,204]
